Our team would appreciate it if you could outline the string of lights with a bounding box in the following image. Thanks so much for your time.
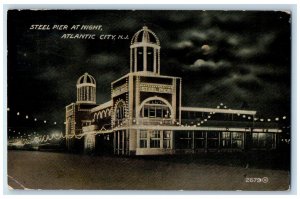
[7,107,61,126]
[216,102,288,122]
[7,103,289,145]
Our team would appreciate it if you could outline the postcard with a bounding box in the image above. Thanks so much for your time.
[7,10,291,191]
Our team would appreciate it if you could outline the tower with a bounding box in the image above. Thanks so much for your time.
[130,26,161,74]
[76,72,96,104]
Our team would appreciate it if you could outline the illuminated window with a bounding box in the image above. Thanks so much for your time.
[116,102,126,119]
[232,132,243,139]
[140,130,147,148]
[141,100,171,118]
[222,132,231,148]
[252,133,272,148]
[150,130,160,148]
[163,131,171,149]
[231,132,243,148]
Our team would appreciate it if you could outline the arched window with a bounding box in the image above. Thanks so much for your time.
[140,99,171,118]
[115,101,126,120]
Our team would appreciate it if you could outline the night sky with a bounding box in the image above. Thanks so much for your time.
[7,10,291,135]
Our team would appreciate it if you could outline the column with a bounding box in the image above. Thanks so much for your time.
[130,48,133,72]
[79,88,82,101]
[87,86,90,101]
[90,87,93,102]
[82,87,84,101]
[134,48,137,72]
[129,75,133,125]
[83,87,85,101]
[147,130,150,149]
[93,87,95,102]
[157,49,160,74]
[135,77,140,124]
[153,48,157,73]
[179,78,182,124]
[172,78,177,119]
[143,46,147,71]
[136,129,140,148]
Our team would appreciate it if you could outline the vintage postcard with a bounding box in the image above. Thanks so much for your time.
[7,10,291,190]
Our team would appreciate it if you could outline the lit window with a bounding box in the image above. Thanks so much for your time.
[163,131,171,149]
[222,132,230,139]
[232,132,243,139]
[222,132,231,148]
[141,100,171,119]
[252,133,271,148]
[232,132,243,148]
[116,102,125,119]
[150,130,160,148]
[140,130,147,148]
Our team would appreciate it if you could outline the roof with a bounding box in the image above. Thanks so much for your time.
[90,100,113,112]
[181,107,257,115]
[130,26,160,45]
[77,72,96,85]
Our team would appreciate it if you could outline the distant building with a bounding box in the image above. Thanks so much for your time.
[65,26,283,155]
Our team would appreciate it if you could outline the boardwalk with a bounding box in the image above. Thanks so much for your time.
[7,150,289,190]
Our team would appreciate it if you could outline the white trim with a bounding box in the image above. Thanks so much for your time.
[140,82,173,94]
[131,71,181,79]
[179,78,182,123]
[65,103,75,110]
[111,74,129,85]
[111,72,181,84]
[79,129,114,136]
[76,83,96,88]
[181,107,257,115]
[112,125,282,133]
[130,42,161,49]
[76,100,96,105]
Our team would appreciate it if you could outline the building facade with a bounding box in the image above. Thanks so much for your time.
[65,26,283,155]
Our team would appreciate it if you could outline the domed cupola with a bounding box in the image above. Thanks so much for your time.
[76,72,96,104]
[130,26,161,75]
